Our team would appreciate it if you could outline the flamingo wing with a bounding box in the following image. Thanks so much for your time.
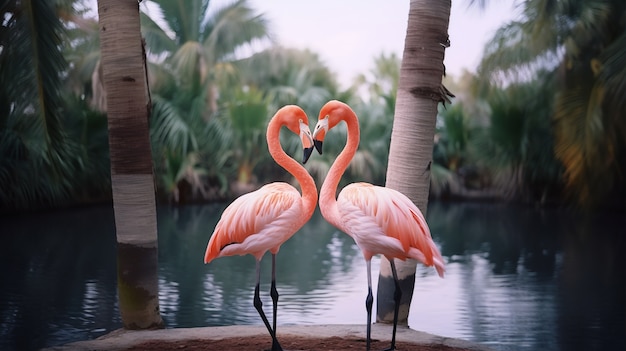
[337,183,445,276]
[204,182,303,263]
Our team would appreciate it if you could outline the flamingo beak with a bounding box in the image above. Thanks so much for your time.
[303,146,314,164]
[313,140,323,155]
[312,117,328,155]
[300,121,314,164]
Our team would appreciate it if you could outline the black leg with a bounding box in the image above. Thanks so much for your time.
[253,260,283,351]
[270,254,281,351]
[383,259,401,351]
[366,259,374,351]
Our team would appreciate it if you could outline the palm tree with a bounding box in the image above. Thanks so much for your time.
[474,78,563,203]
[224,87,269,194]
[236,46,338,116]
[478,0,626,208]
[97,0,163,329]
[354,52,401,115]
[141,0,271,202]
[0,0,116,211]
[0,0,76,210]
[62,1,102,109]
[377,0,453,325]
[142,0,269,117]
[431,103,472,197]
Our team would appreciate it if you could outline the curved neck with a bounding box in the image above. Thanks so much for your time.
[266,118,317,220]
[319,110,360,227]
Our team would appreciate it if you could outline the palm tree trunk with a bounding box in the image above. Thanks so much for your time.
[376,0,451,325]
[98,0,163,329]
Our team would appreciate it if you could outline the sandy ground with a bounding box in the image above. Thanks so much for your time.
[43,324,494,351]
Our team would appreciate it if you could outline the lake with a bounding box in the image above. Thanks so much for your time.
[0,201,624,351]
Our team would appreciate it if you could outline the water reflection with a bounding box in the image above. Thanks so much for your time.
[0,202,623,351]
[0,207,119,351]
[155,204,364,327]
[421,202,624,350]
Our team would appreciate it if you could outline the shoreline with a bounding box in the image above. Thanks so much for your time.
[42,324,495,351]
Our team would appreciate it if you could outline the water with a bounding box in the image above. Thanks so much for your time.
[0,201,623,351]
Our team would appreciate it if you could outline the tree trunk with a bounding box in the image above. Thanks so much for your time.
[376,0,451,325]
[98,0,163,329]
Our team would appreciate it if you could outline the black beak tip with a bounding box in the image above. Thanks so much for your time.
[303,146,314,164]
[314,140,323,155]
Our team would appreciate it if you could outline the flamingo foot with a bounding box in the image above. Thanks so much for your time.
[365,286,374,351]
[254,261,283,351]
[383,260,402,351]
[269,340,283,351]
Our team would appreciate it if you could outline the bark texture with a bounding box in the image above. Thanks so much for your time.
[98,0,163,329]
[377,0,451,325]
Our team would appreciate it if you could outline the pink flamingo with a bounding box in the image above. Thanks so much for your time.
[204,105,317,351]
[312,100,445,351]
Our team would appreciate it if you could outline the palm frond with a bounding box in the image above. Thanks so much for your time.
[553,81,612,206]
[171,40,208,90]
[479,20,561,84]
[0,0,79,210]
[150,96,198,156]
[146,0,209,44]
[140,11,177,56]
[203,0,270,60]
[430,163,456,198]
[599,28,626,117]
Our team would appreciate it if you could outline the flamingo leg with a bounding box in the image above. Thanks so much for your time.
[270,254,280,342]
[253,260,283,351]
[383,259,401,351]
[365,259,374,351]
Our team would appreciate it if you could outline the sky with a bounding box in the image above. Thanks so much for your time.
[229,0,520,88]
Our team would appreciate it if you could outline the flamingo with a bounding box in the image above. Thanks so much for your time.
[312,100,445,351]
[204,105,317,351]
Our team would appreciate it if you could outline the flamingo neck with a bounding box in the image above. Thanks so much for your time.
[319,109,360,228]
[266,118,317,222]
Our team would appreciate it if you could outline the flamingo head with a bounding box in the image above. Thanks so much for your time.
[280,105,315,164]
[312,100,351,154]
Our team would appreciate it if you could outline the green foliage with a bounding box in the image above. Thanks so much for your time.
[435,103,470,172]
[353,52,400,113]
[62,4,100,101]
[12,0,619,212]
[224,88,270,185]
[150,96,199,157]
[481,80,563,201]
[0,0,97,211]
[433,98,486,198]
[142,0,272,202]
[432,71,564,204]
[478,0,626,209]
[237,46,338,117]
[150,93,233,203]
[141,0,269,101]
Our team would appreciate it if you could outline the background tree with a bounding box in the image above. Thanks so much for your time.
[97,0,163,329]
[478,0,626,209]
[236,46,338,117]
[377,0,453,325]
[142,0,270,203]
[142,0,269,117]
[0,0,75,210]
[479,77,563,203]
